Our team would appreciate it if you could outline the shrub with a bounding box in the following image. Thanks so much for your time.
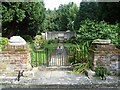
[77,19,118,40]
[75,40,92,63]
[0,37,8,49]
[34,35,43,49]
[22,35,33,42]
[95,66,107,76]
[77,19,118,48]
[41,40,48,48]
[47,38,61,44]
[72,63,89,74]
[48,39,55,44]
[33,35,47,49]
[68,36,77,44]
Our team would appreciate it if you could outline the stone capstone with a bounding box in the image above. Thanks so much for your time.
[8,36,26,45]
[92,39,111,44]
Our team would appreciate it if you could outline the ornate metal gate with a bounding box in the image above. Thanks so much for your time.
[31,45,72,67]
[47,45,69,66]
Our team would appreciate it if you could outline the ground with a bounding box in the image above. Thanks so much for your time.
[0,69,119,89]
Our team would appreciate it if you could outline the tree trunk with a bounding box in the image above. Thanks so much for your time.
[7,21,17,38]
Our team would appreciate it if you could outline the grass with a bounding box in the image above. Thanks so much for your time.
[29,44,47,66]
[48,43,60,46]
[29,43,56,67]
[63,43,74,46]
[48,43,74,46]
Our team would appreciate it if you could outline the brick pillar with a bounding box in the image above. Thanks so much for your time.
[0,44,32,75]
[91,43,120,75]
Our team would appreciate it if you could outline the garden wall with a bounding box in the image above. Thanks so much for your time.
[91,44,120,75]
[43,31,76,40]
[0,44,32,75]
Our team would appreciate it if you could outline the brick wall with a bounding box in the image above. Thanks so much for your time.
[91,44,120,75]
[0,44,32,75]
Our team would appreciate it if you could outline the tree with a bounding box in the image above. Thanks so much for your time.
[75,2,120,30]
[97,2,120,24]
[67,3,78,31]
[2,2,45,38]
[77,19,118,44]
[42,9,60,31]
[43,2,79,31]
[74,2,99,30]
[2,2,25,38]
[57,2,78,31]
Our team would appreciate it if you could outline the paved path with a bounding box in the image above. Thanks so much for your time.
[48,45,68,66]
[0,71,119,88]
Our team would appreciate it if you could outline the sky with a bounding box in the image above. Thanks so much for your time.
[44,0,82,10]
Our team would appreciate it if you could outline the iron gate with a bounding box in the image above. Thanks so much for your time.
[47,45,69,66]
[31,45,76,67]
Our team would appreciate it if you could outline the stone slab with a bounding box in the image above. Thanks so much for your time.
[0,71,119,88]
[8,36,26,45]
[92,39,111,44]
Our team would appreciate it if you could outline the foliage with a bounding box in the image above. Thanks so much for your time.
[33,35,44,49]
[95,66,107,76]
[48,38,59,44]
[68,40,93,75]
[77,19,118,45]
[0,37,8,49]
[68,36,77,44]
[97,2,120,24]
[57,2,78,31]
[75,2,120,30]
[2,2,45,38]
[22,35,33,42]
[115,23,120,49]
[74,2,99,30]
[77,19,118,39]
[70,40,92,64]
[41,40,48,48]
[29,43,47,67]
[68,46,76,63]
[72,63,89,74]
[43,2,78,31]
[47,39,53,44]
[42,9,60,31]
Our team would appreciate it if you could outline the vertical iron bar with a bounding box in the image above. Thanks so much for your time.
[60,49,62,66]
[53,48,55,66]
[41,50,44,65]
[40,51,41,65]
[39,51,40,66]
[74,47,75,64]
[62,48,63,66]
[51,48,52,66]
[36,51,37,66]
[43,50,45,65]
[46,48,49,67]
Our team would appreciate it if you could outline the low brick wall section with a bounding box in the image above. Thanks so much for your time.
[91,44,120,75]
[0,44,32,75]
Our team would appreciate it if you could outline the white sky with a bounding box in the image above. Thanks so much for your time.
[44,0,82,10]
